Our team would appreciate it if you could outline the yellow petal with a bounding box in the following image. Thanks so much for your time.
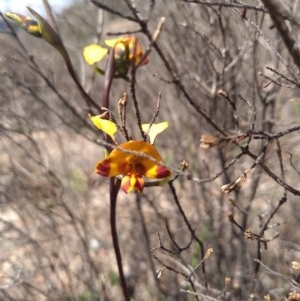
[89,115,117,138]
[142,122,169,144]
[104,38,124,48]
[83,44,108,65]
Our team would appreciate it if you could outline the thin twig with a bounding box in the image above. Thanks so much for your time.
[260,0,300,70]
[180,0,267,13]
[168,181,207,288]
[130,39,147,141]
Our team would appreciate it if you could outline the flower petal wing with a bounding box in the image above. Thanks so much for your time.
[104,38,125,48]
[89,115,117,138]
[144,162,171,179]
[83,44,108,65]
[142,122,168,144]
[95,158,125,177]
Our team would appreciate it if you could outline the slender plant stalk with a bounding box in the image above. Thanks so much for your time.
[110,178,130,301]
[104,48,130,301]
[102,48,115,109]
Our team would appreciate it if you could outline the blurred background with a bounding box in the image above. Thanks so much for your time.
[1,0,300,300]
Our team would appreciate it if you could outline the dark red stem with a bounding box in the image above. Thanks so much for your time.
[104,47,130,301]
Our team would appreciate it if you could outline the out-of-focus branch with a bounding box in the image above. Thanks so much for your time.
[261,0,300,71]
[181,0,300,26]
[168,181,207,288]
[85,8,104,94]
[181,0,267,13]
[91,0,138,22]
[94,7,104,44]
